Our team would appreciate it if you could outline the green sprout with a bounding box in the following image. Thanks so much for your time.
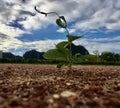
[35,6,83,70]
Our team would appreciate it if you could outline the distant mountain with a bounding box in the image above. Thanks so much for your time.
[3,52,22,59]
[23,44,89,59]
[67,43,89,55]
[23,50,44,59]
[2,44,89,60]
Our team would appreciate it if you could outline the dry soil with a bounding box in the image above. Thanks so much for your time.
[0,64,120,108]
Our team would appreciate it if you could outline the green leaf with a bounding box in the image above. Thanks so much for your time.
[56,19,65,28]
[56,41,69,49]
[57,63,65,68]
[56,18,67,28]
[59,16,67,26]
[67,35,83,42]
[43,48,71,62]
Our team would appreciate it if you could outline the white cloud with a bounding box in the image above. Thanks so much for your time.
[57,28,76,34]
[0,23,27,37]
[74,37,120,54]
[1,0,120,32]
[23,39,63,52]
[14,37,120,55]
[90,36,120,42]
[0,34,24,52]
[0,0,120,55]
[73,0,120,31]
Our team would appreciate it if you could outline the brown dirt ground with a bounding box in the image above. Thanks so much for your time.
[0,64,120,108]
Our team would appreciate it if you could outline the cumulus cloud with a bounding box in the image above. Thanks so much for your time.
[0,34,23,52]
[0,0,120,55]
[73,0,120,31]
[74,37,120,54]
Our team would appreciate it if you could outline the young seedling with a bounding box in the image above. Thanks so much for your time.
[35,6,83,71]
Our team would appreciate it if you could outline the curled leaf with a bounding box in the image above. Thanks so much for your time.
[56,17,67,28]
[60,16,67,26]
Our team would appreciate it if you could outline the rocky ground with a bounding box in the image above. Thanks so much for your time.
[0,64,120,108]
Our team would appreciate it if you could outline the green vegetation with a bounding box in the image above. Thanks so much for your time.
[35,6,83,70]
[1,8,120,66]
[75,52,120,65]
[0,51,120,65]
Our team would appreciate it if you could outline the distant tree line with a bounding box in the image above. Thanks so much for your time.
[0,45,120,65]
[0,44,89,64]
[75,51,120,65]
[101,51,120,62]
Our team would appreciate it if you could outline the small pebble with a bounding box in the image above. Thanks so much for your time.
[60,91,77,98]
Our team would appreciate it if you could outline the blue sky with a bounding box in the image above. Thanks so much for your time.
[0,0,120,56]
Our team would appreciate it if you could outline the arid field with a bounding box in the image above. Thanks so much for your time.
[0,64,120,108]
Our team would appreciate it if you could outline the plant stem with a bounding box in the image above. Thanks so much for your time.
[65,28,69,35]
[35,6,60,17]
